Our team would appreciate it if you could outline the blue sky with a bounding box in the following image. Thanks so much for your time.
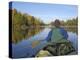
[11,2,78,24]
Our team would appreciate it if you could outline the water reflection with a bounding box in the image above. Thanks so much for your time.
[12,27,78,58]
[12,27,44,44]
[64,27,78,34]
[12,26,78,44]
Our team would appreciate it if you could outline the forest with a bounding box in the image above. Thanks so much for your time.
[10,9,45,43]
[10,9,78,43]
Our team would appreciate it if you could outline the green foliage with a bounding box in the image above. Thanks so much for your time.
[50,17,78,33]
[11,9,45,43]
[61,17,78,33]
[61,17,78,26]
[11,8,78,43]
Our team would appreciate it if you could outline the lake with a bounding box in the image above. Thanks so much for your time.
[12,27,78,58]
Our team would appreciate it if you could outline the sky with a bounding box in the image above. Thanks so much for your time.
[11,1,78,24]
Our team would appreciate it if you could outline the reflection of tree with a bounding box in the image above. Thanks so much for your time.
[64,27,78,34]
[11,9,45,44]
[12,27,44,44]
[11,8,78,44]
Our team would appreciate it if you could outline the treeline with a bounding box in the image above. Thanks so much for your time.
[49,17,78,33]
[59,17,78,33]
[50,17,78,27]
[61,17,78,27]
[10,9,45,43]
[12,9,45,30]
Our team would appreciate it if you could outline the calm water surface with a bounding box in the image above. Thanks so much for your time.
[12,27,78,58]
